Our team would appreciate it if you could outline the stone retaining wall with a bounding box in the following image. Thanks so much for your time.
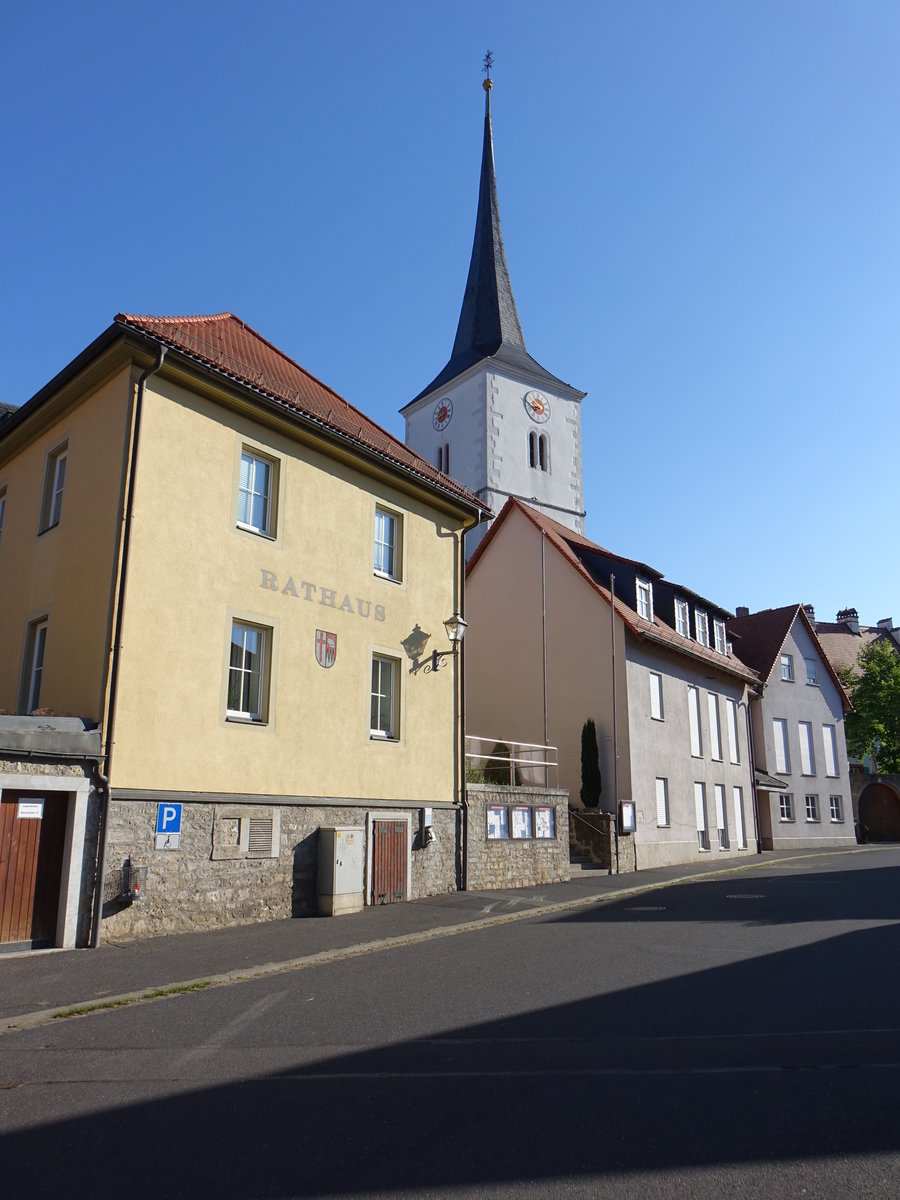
[465,785,569,890]
[101,798,459,941]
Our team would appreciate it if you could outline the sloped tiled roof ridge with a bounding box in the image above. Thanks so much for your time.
[725,605,800,680]
[469,499,759,686]
[406,82,583,407]
[116,312,483,511]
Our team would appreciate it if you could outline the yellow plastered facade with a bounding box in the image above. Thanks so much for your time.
[1,348,469,808]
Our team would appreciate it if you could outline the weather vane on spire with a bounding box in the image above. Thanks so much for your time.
[483,49,494,91]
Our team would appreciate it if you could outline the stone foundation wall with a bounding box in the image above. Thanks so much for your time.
[465,785,569,890]
[101,798,459,941]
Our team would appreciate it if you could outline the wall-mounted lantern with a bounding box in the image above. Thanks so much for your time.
[431,613,468,671]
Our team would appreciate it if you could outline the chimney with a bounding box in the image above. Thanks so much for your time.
[877,617,895,632]
[735,606,750,618]
[837,607,860,635]
[803,603,816,629]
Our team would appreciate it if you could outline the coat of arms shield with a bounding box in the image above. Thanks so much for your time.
[315,629,337,668]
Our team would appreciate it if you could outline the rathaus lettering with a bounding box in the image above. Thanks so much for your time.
[260,570,385,622]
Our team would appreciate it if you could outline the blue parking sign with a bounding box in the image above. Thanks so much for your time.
[155,802,182,849]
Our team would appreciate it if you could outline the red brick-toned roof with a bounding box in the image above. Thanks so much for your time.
[727,604,851,710]
[115,312,484,514]
[469,499,759,686]
[813,622,893,678]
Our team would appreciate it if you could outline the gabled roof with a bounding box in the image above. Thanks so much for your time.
[94,313,482,516]
[726,604,851,709]
[405,82,583,409]
[813,621,894,678]
[469,498,758,686]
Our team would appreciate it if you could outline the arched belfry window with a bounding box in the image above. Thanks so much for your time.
[529,432,549,472]
[437,443,450,473]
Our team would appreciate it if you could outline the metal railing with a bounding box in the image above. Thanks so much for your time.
[465,735,559,789]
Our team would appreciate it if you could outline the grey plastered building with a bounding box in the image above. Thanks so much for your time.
[727,605,856,849]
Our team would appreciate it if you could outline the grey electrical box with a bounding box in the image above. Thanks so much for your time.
[317,826,365,916]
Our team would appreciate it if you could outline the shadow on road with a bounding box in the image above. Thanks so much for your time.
[2,870,899,1198]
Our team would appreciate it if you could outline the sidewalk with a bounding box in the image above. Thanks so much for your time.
[0,849,835,1030]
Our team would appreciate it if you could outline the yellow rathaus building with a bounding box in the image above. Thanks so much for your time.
[0,313,484,947]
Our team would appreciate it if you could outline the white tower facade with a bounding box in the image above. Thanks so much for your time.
[402,73,586,555]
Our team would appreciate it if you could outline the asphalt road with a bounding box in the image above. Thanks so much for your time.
[1,847,898,1198]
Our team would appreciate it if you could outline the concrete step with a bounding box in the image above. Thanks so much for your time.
[568,852,607,872]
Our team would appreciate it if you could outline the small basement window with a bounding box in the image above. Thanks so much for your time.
[212,806,281,859]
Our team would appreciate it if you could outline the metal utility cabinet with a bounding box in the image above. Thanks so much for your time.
[317,826,365,916]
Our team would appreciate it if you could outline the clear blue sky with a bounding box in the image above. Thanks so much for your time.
[3,2,898,627]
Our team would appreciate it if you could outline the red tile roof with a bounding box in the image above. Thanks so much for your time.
[115,312,485,514]
[469,499,759,686]
[813,622,893,678]
[727,604,851,710]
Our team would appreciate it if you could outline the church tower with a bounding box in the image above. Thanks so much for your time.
[402,62,586,554]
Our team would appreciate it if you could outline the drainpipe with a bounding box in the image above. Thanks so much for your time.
[610,574,619,874]
[90,344,167,948]
[541,531,549,755]
[743,695,762,853]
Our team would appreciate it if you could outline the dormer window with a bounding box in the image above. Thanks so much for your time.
[695,611,710,647]
[675,598,690,637]
[636,578,653,621]
[713,619,727,655]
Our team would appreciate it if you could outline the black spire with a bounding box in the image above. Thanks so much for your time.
[407,65,582,407]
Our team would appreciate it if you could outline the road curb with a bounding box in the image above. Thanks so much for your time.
[0,850,858,1035]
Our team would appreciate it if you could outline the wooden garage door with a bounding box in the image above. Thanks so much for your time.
[371,819,407,905]
[0,791,67,947]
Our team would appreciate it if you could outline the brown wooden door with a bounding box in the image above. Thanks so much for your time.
[0,791,67,946]
[371,819,407,905]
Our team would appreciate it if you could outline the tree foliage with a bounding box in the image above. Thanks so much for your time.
[580,718,602,808]
[840,640,900,773]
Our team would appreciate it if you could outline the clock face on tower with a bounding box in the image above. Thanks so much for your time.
[524,390,550,423]
[433,397,453,431]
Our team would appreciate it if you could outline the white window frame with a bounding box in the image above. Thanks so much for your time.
[237,448,277,537]
[370,653,400,740]
[374,505,403,582]
[675,599,690,637]
[733,786,747,849]
[780,792,795,822]
[829,795,844,823]
[695,611,710,647]
[773,717,790,774]
[39,441,68,532]
[655,777,670,828]
[714,784,729,849]
[805,657,818,685]
[822,724,838,778]
[20,617,49,714]
[226,620,271,722]
[726,698,740,764]
[636,578,653,622]
[694,782,710,850]
[708,693,723,761]
[650,671,664,721]
[780,653,794,682]
[688,685,703,757]
[805,793,820,823]
[798,721,815,776]
[713,619,727,655]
